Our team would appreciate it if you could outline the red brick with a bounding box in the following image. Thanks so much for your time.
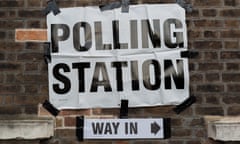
[15,29,47,42]
[64,117,76,127]
[59,109,91,116]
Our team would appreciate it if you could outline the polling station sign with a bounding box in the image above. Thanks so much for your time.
[47,4,189,109]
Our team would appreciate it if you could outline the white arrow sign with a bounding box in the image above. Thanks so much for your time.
[77,118,170,140]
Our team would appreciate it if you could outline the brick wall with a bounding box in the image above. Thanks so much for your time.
[1,0,240,143]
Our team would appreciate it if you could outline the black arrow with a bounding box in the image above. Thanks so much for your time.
[151,122,161,135]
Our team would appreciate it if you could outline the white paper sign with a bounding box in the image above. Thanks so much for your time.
[82,118,169,139]
[47,4,189,109]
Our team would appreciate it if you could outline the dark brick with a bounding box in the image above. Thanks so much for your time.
[0,53,5,60]
[0,20,24,29]
[0,42,24,52]
[24,85,39,94]
[227,106,240,115]
[202,9,217,17]
[27,0,42,7]
[193,41,223,49]
[25,62,39,72]
[26,20,41,28]
[225,20,240,28]
[16,74,47,84]
[25,42,44,51]
[224,41,239,49]
[0,106,22,115]
[0,11,7,18]
[190,73,203,83]
[194,0,223,6]
[221,51,240,59]
[194,20,223,27]
[205,96,220,104]
[188,30,202,39]
[186,141,201,144]
[222,73,240,82]
[24,105,38,114]
[223,96,240,104]
[171,129,191,137]
[195,106,224,115]
[0,62,22,71]
[226,63,239,70]
[198,63,223,71]
[0,85,22,94]
[18,10,43,18]
[190,118,204,127]
[197,84,224,92]
[224,0,237,6]
[171,118,182,127]
[220,9,240,17]
[57,1,76,7]
[204,52,219,60]
[0,31,6,39]
[221,30,240,38]
[206,73,220,82]
[0,1,24,7]
[227,84,240,92]
[17,53,43,62]
[204,30,219,38]
[187,9,200,18]
[55,129,76,138]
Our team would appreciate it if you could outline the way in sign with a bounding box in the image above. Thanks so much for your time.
[92,122,138,135]
[83,118,165,139]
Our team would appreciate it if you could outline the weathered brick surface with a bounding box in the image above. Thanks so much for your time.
[0,0,240,143]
